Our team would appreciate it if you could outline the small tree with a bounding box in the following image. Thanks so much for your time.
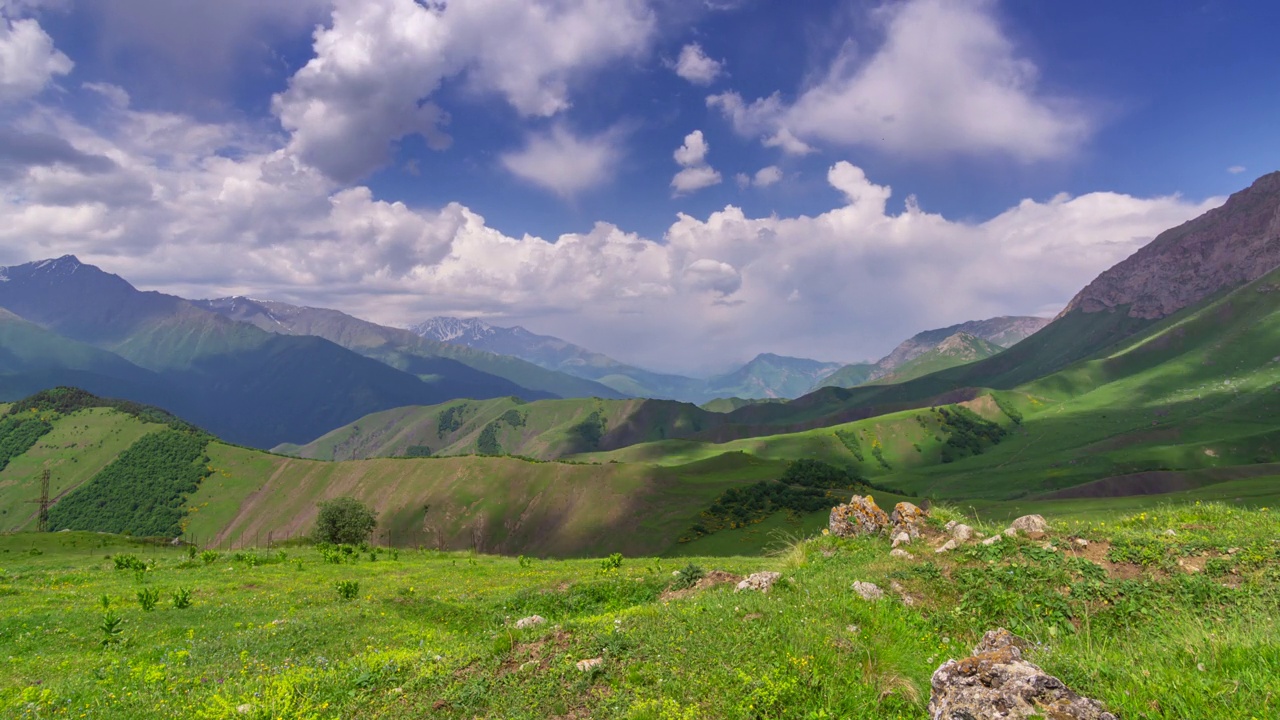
[314,497,377,545]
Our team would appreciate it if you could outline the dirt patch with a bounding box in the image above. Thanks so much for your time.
[659,570,743,602]
[499,628,573,677]
[1065,540,1146,581]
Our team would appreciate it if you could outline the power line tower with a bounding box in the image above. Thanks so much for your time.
[25,470,51,532]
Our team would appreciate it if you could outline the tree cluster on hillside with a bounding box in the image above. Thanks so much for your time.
[681,459,866,542]
[0,414,54,473]
[476,409,528,456]
[572,410,607,450]
[935,405,1008,463]
[47,429,212,537]
[7,386,203,433]
[436,404,470,439]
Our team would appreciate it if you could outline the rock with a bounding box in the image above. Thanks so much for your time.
[1009,515,1049,538]
[1004,527,1017,537]
[929,628,1117,720]
[890,502,928,537]
[945,520,957,532]
[829,495,889,537]
[735,571,782,594]
[889,580,918,606]
[950,524,974,543]
[575,657,603,672]
[1073,538,1089,548]
[891,532,911,548]
[1164,529,1177,537]
[936,539,958,554]
[514,615,545,629]
[890,548,915,560]
[852,581,883,601]
[981,535,1002,546]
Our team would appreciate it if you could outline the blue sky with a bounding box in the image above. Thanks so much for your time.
[1,0,1276,373]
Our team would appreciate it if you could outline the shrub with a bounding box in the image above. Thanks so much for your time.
[113,554,147,571]
[200,550,220,565]
[671,563,705,590]
[99,611,123,647]
[313,497,377,545]
[335,580,360,601]
[137,588,160,611]
[600,553,623,572]
[172,587,193,609]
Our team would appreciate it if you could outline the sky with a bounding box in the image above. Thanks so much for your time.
[0,0,1277,375]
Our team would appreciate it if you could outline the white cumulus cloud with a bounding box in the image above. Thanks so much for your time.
[273,0,656,183]
[0,11,72,102]
[501,125,624,198]
[671,129,721,195]
[672,43,722,85]
[710,0,1090,161]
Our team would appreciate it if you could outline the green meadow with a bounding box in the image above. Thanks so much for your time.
[3,501,1278,719]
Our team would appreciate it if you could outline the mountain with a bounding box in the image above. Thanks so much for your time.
[0,257,543,447]
[410,317,704,400]
[702,353,844,399]
[872,332,1005,384]
[1063,170,1280,320]
[814,316,1049,390]
[412,317,847,402]
[193,297,624,400]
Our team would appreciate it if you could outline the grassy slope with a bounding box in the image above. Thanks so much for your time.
[0,408,166,532]
[871,333,1004,385]
[185,444,790,557]
[2,503,1277,719]
[277,397,731,461]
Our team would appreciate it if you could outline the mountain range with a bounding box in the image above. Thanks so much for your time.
[0,257,559,448]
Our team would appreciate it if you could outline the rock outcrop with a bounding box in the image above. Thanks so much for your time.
[1061,170,1280,321]
[929,629,1116,720]
[851,581,883,601]
[735,571,782,594]
[890,502,928,538]
[1008,515,1049,538]
[829,495,889,537]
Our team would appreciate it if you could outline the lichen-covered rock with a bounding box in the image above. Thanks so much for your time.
[890,548,915,560]
[981,535,1002,546]
[514,615,545,629]
[1008,515,1050,538]
[829,495,889,537]
[735,571,782,594]
[890,501,928,537]
[891,531,912,548]
[950,524,974,543]
[852,581,883,601]
[576,657,603,672]
[929,628,1117,720]
[936,539,958,554]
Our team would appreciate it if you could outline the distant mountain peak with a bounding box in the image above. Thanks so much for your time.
[410,316,499,343]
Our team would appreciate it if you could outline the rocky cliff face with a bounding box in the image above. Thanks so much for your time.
[873,316,1049,375]
[1062,171,1280,320]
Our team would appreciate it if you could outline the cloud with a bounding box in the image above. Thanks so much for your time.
[0,11,72,102]
[763,128,814,156]
[672,43,722,85]
[0,94,1218,373]
[0,128,116,178]
[1227,165,1246,175]
[501,125,623,197]
[710,0,1090,161]
[734,166,782,189]
[673,129,710,167]
[672,166,722,195]
[273,0,656,182]
[671,129,721,195]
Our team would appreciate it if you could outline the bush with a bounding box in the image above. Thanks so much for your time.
[313,497,377,545]
[671,563,705,590]
[335,580,360,601]
[137,588,159,611]
[171,587,193,609]
[113,554,147,571]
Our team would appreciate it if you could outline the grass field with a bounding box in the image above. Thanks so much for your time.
[2,502,1277,719]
